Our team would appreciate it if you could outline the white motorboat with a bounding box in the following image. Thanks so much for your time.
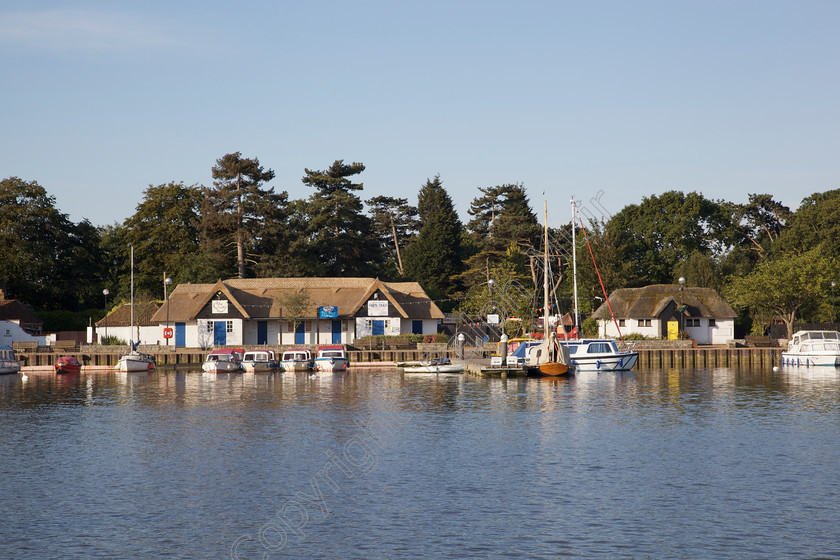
[314,345,349,372]
[0,346,21,375]
[781,330,840,367]
[280,348,313,372]
[241,350,279,373]
[559,338,638,371]
[202,348,244,373]
[403,358,464,374]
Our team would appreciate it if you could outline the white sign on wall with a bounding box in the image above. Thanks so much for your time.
[368,300,388,316]
[211,300,229,314]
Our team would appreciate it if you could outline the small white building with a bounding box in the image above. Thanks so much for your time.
[592,284,736,345]
[98,277,444,349]
[95,301,162,345]
[1,320,48,347]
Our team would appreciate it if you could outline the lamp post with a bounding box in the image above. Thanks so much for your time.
[678,277,686,337]
[832,281,836,324]
[102,288,109,344]
[164,275,172,346]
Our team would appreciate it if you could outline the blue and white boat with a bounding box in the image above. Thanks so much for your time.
[241,350,280,373]
[0,345,21,375]
[558,338,638,372]
[280,348,313,372]
[781,330,840,367]
[314,345,349,372]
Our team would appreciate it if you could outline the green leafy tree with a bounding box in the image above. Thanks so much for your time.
[278,288,311,336]
[0,177,105,310]
[605,190,737,286]
[202,152,278,279]
[402,175,464,309]
[303,160,379,276]
[724,246,837,338]
[124,182,211,296]
[366,195,419,277]
[775,189,840,255]
[737,193,791,258]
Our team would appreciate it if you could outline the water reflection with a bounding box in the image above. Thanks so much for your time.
[1,365,839,559]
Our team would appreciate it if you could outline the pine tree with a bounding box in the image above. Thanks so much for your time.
[201,152,277,279]
[402,175,464,309]
[303,160,379,276]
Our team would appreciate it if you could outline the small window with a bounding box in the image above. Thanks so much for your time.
[638,319,652,327]
[618,319,625,327]
[206,321,213,333]
[226,321,234,333]
[709,319,716,327]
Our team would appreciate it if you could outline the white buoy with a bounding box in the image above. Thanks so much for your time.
[772,366,780,372]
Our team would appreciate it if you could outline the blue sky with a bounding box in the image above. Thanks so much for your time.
[2,0,838,229]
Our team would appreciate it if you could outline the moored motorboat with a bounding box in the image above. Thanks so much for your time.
[559,338,638,372]
[241,350,279,373]
[403,358,464,374]
[781,330,840,367]
[280,348,313,372]
[0,346,21,375]
[55,355,82,374]
[314,345,349,372]
[202,348,244,373]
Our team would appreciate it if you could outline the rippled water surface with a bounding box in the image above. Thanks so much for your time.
[2,366,840,559]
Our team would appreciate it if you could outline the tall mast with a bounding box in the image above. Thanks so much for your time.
[544,199,549,337]
[571,197,580,331]
[130,244,135,343]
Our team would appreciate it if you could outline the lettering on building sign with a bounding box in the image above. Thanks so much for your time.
[367,300,388,317]
[212,300,229,314]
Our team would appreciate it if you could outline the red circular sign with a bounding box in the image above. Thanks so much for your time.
[163,327,174,339]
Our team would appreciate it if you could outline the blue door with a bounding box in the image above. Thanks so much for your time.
[214,321,227,345]
[257,321,268,345]
[175,322,186,347]
[295,321,305,344]
[331,320,341,344]
[372,320,385,336]
[412,320,423,335]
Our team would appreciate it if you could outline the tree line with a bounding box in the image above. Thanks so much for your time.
[1,153,838,337]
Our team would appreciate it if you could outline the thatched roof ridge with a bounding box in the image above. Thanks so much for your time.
[149,277,445,323]
[96,302,161,327]
[592,284,736,320]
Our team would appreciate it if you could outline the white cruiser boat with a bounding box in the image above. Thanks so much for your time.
[314,345,349,372]
[202,348,244,373]
[241,350,279,373]
[280,348,313,372]
[781,330,840,367]
[559,338,639,372]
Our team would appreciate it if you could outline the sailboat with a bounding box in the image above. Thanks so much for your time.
[525,200,573,376]
[557,198,638,372]
[116,245,156,372]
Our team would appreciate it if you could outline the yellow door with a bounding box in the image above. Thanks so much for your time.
[667,320,679,340]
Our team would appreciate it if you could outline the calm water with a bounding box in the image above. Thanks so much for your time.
[2,365,839,560]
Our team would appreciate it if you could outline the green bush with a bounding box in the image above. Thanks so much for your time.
[581,317,599,337]
[503,319,524,338]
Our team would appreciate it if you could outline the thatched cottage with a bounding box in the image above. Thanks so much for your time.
[592,284,736,344]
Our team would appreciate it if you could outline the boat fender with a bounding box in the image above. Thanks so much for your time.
[618,358,623,368]
[596,360,601,369]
